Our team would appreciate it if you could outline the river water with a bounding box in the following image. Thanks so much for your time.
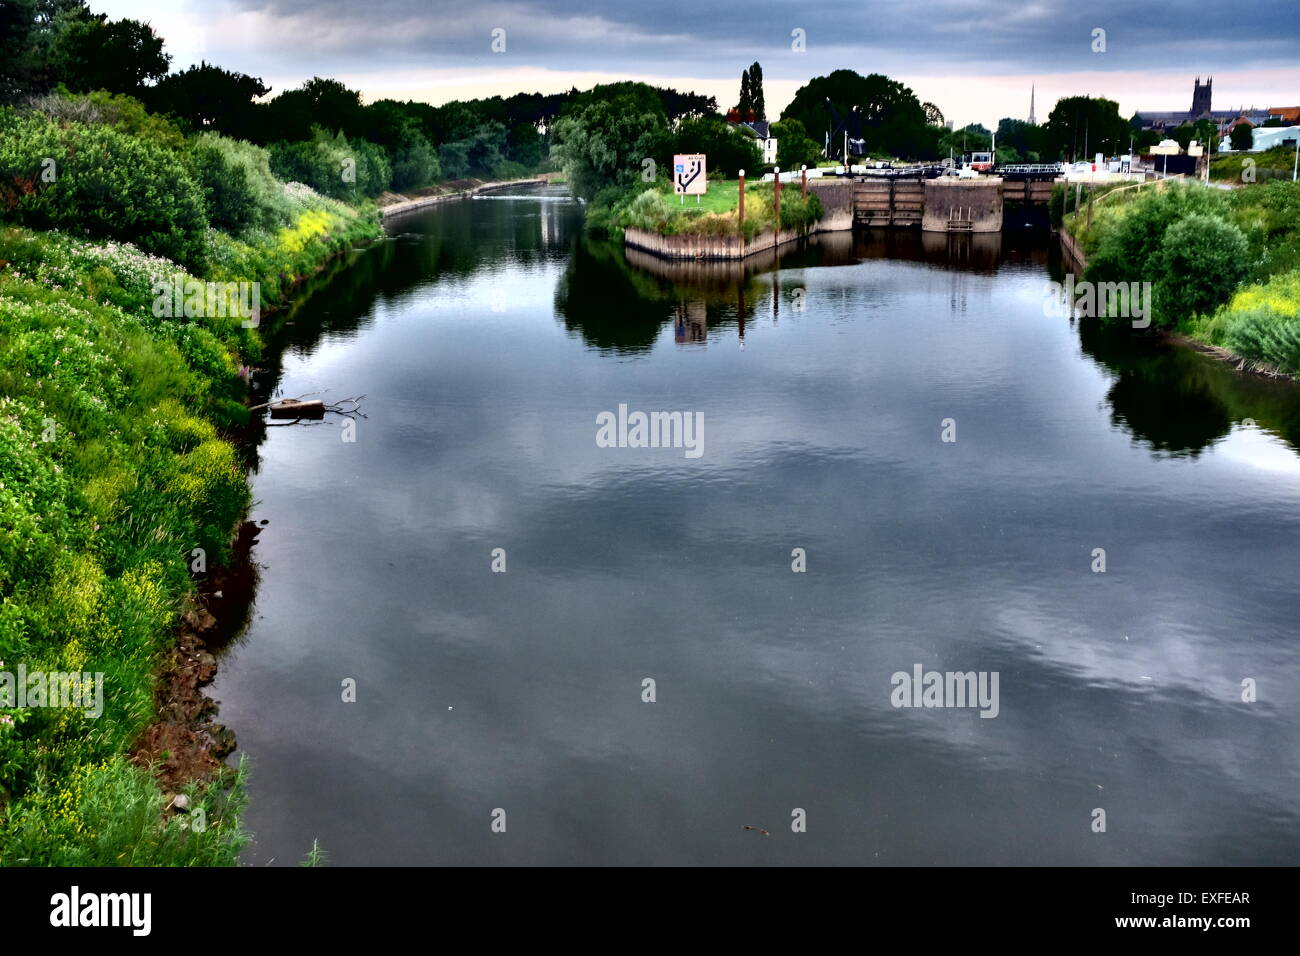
[212,184,1300,865]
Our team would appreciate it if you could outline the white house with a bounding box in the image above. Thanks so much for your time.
[735,120,778,165]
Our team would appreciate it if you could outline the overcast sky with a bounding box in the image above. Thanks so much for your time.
[93,0,1299,127]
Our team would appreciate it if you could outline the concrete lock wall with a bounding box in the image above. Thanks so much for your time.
[922,178,1004,233]
[623,225,817,261]
[806,179,856,232]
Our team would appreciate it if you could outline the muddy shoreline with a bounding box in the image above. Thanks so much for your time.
[128,232,380,807]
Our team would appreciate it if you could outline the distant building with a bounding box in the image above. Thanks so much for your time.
[1134,77,1272,134]
[1028,85,1036,126]
[1268,106,1300,124]
[1250,125,1300,151]
[727,115,778,164]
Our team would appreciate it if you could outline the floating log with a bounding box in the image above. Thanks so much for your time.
[269,399,326,420]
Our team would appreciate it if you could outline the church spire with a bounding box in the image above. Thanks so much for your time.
[1028,84,1036,125]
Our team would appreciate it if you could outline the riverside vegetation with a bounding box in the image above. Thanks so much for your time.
[0,0,567,864]
[1060,178,1300,376]
[0,93,386,865]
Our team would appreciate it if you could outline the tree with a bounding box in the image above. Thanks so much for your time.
[262,77,363,142]
[0,0,37,102]
[673,115,761,176]
[738,68,752,118]
[1190,118,1217,151]
[771,118,822,170]
[507,121,543,167]
[1134,128,1162,152]
[996,118,1044,162]
[1042,95,1128,161]
[47,13,170,96]
[781,70,934,160]
[1230,122,1254,151]
[654,86,716,122]
[737,62,765,121]
[149,62,269,135]
[550,83,671,199]
[1169,121,1196,151]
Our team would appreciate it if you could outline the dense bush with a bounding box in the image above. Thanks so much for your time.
[438,140,470,179]
[437,123,507,181]
[1086,182,1230,291]
[269,129,391,201]
[1153,214,1249,322]
[188,132,292,237]
[26,90,187,151]
[610,181,823,239]
[204,181,381,309]
[0,108,208,268]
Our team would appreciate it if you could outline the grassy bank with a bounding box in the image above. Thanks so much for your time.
[1060,178,1300,377]
[587,178,824,242]
[1210,146,1299,183]
[0,99,382,864]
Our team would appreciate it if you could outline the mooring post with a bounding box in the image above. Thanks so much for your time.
[801,164,807,199]
[774,166,782,231]
[738,169,745,232]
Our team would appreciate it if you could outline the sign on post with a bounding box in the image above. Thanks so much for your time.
[673,154,707,195]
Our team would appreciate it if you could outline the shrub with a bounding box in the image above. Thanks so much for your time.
[1153,214,1249,324]
[1227,179,1300,280]
[269,129,391,201]
[187,132,292,237]
[492,160,530,181]
[1224,307,1300,372]
[0,110,208,269]
[1086,182,1229,290]
[26,90,187,152]
[1219,269,1300,372]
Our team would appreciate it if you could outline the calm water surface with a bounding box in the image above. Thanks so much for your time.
[212,185,1300,865]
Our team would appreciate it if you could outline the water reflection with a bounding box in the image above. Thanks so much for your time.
[1076,309,1300,456]
[212,186,1300,866]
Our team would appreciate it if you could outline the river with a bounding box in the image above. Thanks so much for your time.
[211,184,1300,865]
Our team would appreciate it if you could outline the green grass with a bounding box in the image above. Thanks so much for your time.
[1210,146,1299,182]
[594,177,824,241]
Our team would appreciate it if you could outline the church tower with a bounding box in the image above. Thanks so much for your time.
[1191,76,1213,117]
[1028,85,1036,125]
